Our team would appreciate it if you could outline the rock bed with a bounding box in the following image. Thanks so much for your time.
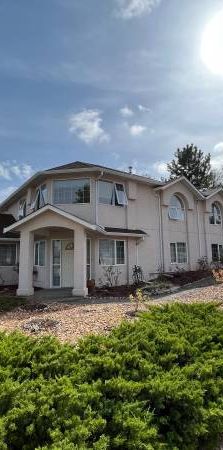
[0,283,223,344]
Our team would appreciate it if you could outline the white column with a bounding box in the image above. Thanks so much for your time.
[17,230,34,296]
[72,227,88,297]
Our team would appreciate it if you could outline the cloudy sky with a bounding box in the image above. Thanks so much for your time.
[1,0,223,201]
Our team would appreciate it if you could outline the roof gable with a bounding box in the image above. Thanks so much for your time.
[155,176,204,200]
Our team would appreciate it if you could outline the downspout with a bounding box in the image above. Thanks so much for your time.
[157,192,164,272]
[95,171,104,225]
[196,200,201,259]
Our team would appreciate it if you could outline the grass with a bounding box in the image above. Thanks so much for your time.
[0,296,27,312]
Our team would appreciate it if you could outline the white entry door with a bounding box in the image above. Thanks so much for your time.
[61,240,74,288]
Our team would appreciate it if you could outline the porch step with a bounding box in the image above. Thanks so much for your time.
[33,288,73,299]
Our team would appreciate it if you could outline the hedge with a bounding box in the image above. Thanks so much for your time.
[0,303,222,449]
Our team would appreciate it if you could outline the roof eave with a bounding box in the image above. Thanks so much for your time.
[155,176,204,200]
[3,204,97,234]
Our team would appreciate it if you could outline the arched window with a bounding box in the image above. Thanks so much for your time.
[209,203,222,225]
[168,195,185,220]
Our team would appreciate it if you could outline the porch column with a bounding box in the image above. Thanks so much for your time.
[72,227,88,297]
[17,230,34,296]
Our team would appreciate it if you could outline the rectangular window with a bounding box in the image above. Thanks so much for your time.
[211,244,223,262]
[98,181,127,206]
[170,242,187,264]
[0,244,16,266]
[34,241,45,266]
[53,179,90,204]
[99,240,125,265]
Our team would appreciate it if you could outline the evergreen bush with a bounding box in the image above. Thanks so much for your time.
[0,303,222,449]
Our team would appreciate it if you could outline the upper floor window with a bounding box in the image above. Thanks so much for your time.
[18,199,26,220]
[168,195,185,221]
[31,185,48,212]
[53,179,90,204]
[209,203,221,225]
[98,181,128,206]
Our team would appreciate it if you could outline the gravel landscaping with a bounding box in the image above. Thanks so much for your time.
[0,282,222,343]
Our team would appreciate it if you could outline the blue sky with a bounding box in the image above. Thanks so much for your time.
[1,0,223,201]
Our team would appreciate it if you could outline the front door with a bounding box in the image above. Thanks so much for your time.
[52,239,74,288]
[61,240,74,287]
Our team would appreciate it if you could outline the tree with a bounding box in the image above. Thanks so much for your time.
[167,144,215,190]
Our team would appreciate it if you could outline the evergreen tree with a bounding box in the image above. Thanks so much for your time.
[167,144,215,189]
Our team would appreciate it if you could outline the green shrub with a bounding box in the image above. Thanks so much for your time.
[0,303,222,449]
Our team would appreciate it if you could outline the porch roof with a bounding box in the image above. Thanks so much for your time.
[3,205,146,238]
[3,204,98,234]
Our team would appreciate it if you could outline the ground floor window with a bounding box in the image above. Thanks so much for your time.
[34,241,45,266]
[0,243,16,266]
[170,242,187,264]
[99,239,125,265]
[211,244,223,262]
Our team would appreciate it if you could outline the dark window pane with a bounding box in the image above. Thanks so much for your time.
[0,244,16,266]
[212,244,219,261]
[116,241,125,264]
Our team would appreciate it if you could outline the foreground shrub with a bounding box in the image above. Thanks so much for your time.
[0,303,222,449]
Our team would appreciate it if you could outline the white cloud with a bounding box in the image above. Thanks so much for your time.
[69,109,110,144]
[120,106,134,117]
[138,104,152,113]
[152,161,168,176]
[0,186,17,204]
[0,161,34,181]
[115,0,161,19]
[129,124,147,136]
[211,142,223,169]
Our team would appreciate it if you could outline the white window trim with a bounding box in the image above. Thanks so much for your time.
[18,198,26,220]
[209,204,222,226]
[98,180,128,206]
[211,243,223,261]
[34,240,46,267]
[52,178,91,205]
[170,242,188,264]
[98,239,126,266]
[0,243,17,267]
[168,195,185,221]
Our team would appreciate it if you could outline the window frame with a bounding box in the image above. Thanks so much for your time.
[170,242,188,264]
[168,195,185,221]
[98,239,126,266]
[98,180,128,207]
[0,243,17,267]
[34,240,46,267]
[18,198,27,220]
[53,178,91,205]
[211,243,223,262]
[209,203,222,226]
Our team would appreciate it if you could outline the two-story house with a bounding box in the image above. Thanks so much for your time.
[0,161,223,297]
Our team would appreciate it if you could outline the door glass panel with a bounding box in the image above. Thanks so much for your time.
[52,240,61,287]
[53,266,60,287]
